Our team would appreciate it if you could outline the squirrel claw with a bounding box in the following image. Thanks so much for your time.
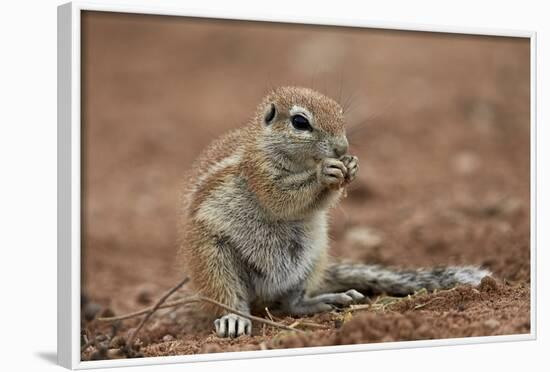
[340,155,359,184]
[214,313,252,338]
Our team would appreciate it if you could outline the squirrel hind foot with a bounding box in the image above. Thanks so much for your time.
[284,289,365,316]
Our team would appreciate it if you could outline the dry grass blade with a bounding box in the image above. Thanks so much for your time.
[264,307,277,322]
[413,297,445,310]
[348,304,371,312]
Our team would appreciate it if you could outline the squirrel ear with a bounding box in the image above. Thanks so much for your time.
[264,103,276,125]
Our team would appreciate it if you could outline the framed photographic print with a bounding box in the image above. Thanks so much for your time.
[57,1,536,369]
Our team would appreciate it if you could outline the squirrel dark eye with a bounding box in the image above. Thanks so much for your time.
[291,114,312,131]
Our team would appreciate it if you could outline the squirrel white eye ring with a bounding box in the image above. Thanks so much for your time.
[291,114,313,131]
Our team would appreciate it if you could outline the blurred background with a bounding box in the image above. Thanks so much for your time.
[81,11,530,352]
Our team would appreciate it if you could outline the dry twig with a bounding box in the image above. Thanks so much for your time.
[98,281,304,335]
[126,277,190,348]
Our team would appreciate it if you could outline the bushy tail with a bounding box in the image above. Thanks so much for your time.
[319,263,491,296]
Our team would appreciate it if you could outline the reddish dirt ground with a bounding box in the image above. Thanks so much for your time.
[79,11,531,360]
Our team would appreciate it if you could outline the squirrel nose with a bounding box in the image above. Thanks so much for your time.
[332,138,349,157]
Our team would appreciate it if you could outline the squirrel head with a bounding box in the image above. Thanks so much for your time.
[254,86,349,167]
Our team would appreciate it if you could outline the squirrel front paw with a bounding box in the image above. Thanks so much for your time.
[340,155,359,184]
[214,313,252,338]
[318,158,348,189]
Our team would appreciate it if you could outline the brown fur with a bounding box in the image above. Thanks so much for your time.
[177,86,489,335]
[179,86,347,317]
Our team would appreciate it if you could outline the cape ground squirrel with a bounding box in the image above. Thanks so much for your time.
[179,86,490,338]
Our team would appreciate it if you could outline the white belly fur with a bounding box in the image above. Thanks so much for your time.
[195,177,330,302]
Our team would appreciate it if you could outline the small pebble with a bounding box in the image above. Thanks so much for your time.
[484,318,500,329]
[479,276,499,292]
[96,341,109,351]
[83,302,102,322]
[162,334,175,342]
[201,344,222,354]
[106,348,127,359]
[95,334,107,342]
[100,307,115,318]
[109,335,126,349]
[90,350,106,361]
[136,287,153,305]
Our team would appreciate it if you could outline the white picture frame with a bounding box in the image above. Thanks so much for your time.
[57,1,537,369]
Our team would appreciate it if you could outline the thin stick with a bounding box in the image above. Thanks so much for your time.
[298,321,330,329]
[265,307,274,322]
[99,294,305,334]
[126,277,190,348]
[98,298,192,322]
[288,321,300,329]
